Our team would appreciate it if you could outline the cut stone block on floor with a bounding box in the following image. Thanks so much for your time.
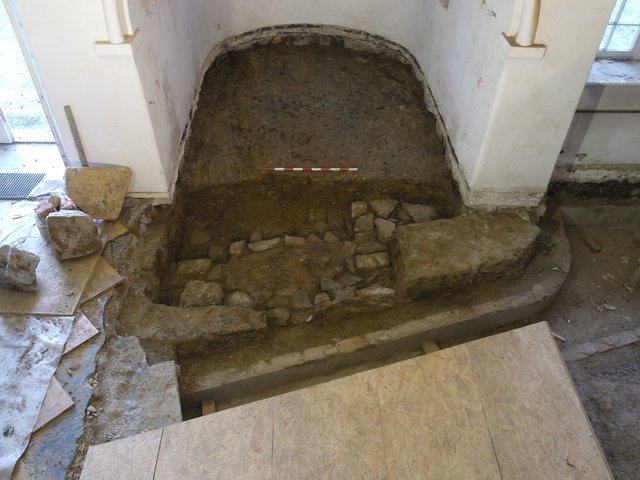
[65,166,132,220]
[393,212,540,299]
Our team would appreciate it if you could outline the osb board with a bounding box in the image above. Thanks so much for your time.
[32,377,73,433]
[80,429,162,480]
[79,258,123,305]
[0,235,101,315]
[80,322,613,479]
[63,312,99,355]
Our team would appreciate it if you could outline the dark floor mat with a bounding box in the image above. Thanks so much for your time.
[0,172,45,199]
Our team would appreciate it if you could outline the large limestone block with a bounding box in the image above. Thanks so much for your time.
[65,165,132,220]
[393,212,539,298]
[47,210,102,260]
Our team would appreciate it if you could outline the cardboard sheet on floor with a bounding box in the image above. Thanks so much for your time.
[79,258,123,305]
[63,312,99,355]
[0,315,73,479]
[11,460,30,480]
[32,377,74,433]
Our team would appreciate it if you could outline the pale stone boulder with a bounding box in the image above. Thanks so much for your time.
[401,203,439,223]
[65,165,132,220]
[47,210,101,260]
[369,199,398,218]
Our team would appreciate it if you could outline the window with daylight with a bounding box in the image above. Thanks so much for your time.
[599,0,640,58]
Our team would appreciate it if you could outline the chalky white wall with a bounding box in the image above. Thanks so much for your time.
[5,0,169,194]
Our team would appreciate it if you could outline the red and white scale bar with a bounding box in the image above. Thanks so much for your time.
[265,166,358,172]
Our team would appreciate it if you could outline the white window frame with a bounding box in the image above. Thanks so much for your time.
[598,0,640,59]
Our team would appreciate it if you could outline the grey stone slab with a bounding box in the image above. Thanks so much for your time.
[47,210,101,260]
[394,212,539,298]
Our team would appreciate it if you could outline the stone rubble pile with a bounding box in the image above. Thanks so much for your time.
[32,166,132,261]
[167,199,443,327]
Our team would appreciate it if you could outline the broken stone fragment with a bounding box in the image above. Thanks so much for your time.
[356,241,387,255]
[0,244,40,292]
[369,199,398,218]
[314,292,331,306]
[323,231,339,243]
[179,280,224,307]
[356,284,396,300]
[65,165,132,220]
[333,287,355,302]
[47,210,102,260]
[375,218,397,243]
[340,241,357,257]
[401,203,439,223]
[34,201,56,219]
[248,237,283,252]
[585,237,603,253]
[48,194,61,210]
[354,213,375,232]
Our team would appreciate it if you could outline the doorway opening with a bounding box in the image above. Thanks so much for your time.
[0,1,64,199]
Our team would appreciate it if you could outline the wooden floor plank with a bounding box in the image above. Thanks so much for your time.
[79,428,162,480]
[466,322,613,480]
[377,350,502,480]
[272,370,386,480]
[154,399,273,480]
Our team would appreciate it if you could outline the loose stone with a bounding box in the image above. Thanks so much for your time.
[306,234,323,244]
[375,218,396,243]
[333,287,355,302]
[340,241,357,257]
[0,245,40,292]
[320,276,343,292]
[314,292,331,305]
[175,259,213,280]
[351,201,368,219]
[248,237,283,252]
[267,308,290,327]
[291,289,312,309]
[229,240,246,255]
[354,213,375,232]
[179,280,224,307]
[284,235,306,246]
[355,252,390,272]
[224,290,256,307]
[249,228,262,242]
[47,210,102,260]
[323,231,339,243]
[401,203,439,223]
[64,165,132,220]
[356,241,387,254]
[369,199,398,218]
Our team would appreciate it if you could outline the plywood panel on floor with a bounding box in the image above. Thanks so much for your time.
[273,370,386,479]
[154,399,274,480]
[377,349,501,480]
[80,429,162,480]
[466,325,613,480]
[80,322,612,479]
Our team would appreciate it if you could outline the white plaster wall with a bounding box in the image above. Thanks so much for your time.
[6,0,169,193]
[470,0,616,201]
[555,83,640,182]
